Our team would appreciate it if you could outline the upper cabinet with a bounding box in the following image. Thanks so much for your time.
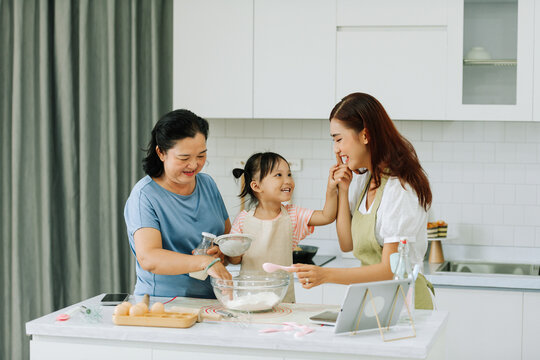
[173,0,253,118]
[534,1,540,121]
[173,0,335,119]
[447,0,534,121]
[173,0,539,121]
[254,0,336,119]
[335,0,448,120]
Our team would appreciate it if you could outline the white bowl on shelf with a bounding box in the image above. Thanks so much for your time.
[466,46,491,60]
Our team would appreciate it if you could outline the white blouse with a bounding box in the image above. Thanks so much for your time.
[348,172,428,266]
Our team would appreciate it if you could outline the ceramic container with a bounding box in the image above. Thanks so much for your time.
[466,46,491,60]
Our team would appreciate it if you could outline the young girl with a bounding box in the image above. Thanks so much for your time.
[230,152,338,302]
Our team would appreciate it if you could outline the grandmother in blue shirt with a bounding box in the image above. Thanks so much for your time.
[124,109,233,298]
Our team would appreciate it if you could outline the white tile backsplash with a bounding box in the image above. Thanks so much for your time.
[504,122,527,142]
[282,119,303,139]
[463,122,485,142]
[441,121,464,142]
[244,119,264,137]
[526,123,540,142]
[514,227,535,247]
[204,118,540,250]
[516,143,537,163]
[473,143,495,162]
[401,121,423,140]
[492,225,514,247]
[482,204,504,225]
[433,142,454,161]
[483,122,505,142]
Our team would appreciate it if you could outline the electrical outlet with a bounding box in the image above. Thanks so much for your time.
[288,159,302,172]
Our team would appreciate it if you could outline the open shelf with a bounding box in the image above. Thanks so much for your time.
[463,59,517,66]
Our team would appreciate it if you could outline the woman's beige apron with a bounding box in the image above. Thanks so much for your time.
[351,175,434,310]
[241,206,296,303]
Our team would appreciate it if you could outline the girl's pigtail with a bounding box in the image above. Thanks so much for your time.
[232,168,244,179]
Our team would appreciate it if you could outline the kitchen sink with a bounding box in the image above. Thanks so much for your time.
[435,260,540,276]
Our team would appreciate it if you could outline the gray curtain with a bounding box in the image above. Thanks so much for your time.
[0,1,172,359]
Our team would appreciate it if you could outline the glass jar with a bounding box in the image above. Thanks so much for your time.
[193,232,216,255]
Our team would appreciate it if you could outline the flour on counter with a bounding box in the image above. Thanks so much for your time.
[225,292,281,311]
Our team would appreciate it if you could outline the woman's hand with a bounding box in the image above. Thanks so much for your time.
[206,259,232,280]
[291,264,327,289]
[206,245,226,263]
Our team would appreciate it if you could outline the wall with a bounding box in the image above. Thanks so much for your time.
[204,118,540,255]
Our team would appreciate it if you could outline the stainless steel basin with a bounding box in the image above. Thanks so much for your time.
[435,260,540,276]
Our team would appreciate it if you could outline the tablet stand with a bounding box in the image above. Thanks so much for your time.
[352,284,416,342]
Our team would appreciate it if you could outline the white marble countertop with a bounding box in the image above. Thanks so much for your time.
[26,294,448,359]
[319,254,540,291]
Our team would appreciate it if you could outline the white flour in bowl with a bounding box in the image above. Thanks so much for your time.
[225,292,281,311]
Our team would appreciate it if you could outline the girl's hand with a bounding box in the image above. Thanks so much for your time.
[328,164,340,189]
[291,264,326,289]
[333,165,352,191]
[333,153,353,190]
[225,254,243,265]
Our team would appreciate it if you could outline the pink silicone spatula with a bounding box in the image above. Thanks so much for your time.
[262,262,295,273]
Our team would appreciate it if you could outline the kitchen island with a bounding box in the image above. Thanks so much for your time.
[26,294,447,360]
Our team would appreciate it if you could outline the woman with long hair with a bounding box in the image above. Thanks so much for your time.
[293,92,434,309]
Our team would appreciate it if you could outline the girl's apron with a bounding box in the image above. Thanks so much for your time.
[351,175,434,310]
[241,206,296,303]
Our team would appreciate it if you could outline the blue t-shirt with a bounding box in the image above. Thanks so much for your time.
[124,173,229,298]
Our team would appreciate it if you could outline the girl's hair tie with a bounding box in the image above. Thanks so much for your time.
[232,168,245,179]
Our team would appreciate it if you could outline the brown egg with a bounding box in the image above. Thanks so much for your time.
[129,305,144,316]
[150,302,165,314]
[135,302,149,313]
[113,303,129,316]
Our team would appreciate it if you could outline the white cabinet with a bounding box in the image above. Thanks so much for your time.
[173,0,335,120]
[522,292,540,360]
[335,0,447,120]
[435,287,523,360]
[294,282,348,305]
[253,0,336,119]
[534,2,540,121]
[446,0,534,121]
[173,0,540,121]
[173,0,253,118]
[294,281,323,304]
[31,339,152,360]
[321,283,348,305]
[336,0,447,26]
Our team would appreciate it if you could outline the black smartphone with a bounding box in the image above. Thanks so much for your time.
[100,293,129,306]
[309,310,339,326]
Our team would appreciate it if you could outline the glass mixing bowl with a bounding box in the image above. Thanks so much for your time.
[211,271,290,312]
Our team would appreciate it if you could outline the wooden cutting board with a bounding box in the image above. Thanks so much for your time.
[113,312,199,328]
